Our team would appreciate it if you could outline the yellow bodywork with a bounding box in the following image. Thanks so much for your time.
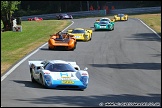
[114,14,128,21]
[67,28,92,41]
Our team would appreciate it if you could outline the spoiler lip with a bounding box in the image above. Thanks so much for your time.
[28,60,45,67]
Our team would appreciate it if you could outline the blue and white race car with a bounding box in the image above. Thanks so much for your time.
[28,60,89,91]
[56,14,73,20]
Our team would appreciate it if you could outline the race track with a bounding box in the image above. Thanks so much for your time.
[1,18,161,107]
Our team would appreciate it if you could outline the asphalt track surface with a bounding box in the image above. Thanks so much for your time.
[1,18,161,107]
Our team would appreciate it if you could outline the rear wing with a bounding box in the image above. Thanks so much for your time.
[28,61,44,67]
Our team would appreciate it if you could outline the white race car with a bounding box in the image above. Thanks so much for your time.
[28,60,89,91]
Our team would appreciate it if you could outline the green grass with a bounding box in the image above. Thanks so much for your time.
[128,13,161,35]
[1,13,161,75]
[1,20,71,74]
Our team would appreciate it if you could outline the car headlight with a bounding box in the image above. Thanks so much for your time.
[80,76,88,85]
[44,75,51,81]
[44,75,52,86]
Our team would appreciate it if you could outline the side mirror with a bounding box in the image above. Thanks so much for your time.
[84,67,88,71]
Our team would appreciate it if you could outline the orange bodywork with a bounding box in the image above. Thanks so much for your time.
[48,33,77,50]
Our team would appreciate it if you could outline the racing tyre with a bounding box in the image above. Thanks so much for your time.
[31,73,36,83]
[112,26,114,30]
[89,34,92,41]
[40,74,49,88]
[40,74,44,85]
[48,46,52,50]
[71,43,76,51]
[74,43,77,49]
[89,37,91,41]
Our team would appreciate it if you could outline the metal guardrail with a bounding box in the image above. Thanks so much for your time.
[21,6,161,21]
[21,10,106,21]
[110,6,161,14]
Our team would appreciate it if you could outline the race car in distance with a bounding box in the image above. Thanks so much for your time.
[56,13,73,20]
[94,20,115,31]
[94,17,115,26]
[28,60,89,91]
[28,17,43,21]
[113,14,128,21]
[48,31,77,50]
[67,28,92,41]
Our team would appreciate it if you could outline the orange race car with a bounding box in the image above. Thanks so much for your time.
[48,31,77,51]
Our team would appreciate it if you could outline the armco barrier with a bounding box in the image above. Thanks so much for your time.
[21,6,160,21]
[21,10,106,21]
[110,6,161,14]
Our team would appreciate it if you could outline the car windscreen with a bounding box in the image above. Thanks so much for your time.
[62,14,68,16]
[71,30,85,33]
[100,19,110,22]
[45,63,77,72]
[118,14,124,17]
[99,21,109,24]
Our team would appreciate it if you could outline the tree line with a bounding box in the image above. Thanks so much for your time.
[14,1,161,16]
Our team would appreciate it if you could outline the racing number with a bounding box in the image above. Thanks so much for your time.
[62,80,74,84]
[60,72,74,84]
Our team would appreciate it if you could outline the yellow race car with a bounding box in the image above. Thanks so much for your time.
[114,14,128,21]
[67,28,92,41]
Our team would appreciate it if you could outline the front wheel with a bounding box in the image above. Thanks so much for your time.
[71,42,76,51]
[40,74,44,85]
[112,26,114,30]
[31,72,36,83]
[89,34,92,41]
[48,46,52,50]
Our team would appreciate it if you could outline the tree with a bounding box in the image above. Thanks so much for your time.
[1,1,21,31]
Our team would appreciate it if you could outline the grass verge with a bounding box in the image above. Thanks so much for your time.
[1,20,71,75]
[128,13,161,36]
